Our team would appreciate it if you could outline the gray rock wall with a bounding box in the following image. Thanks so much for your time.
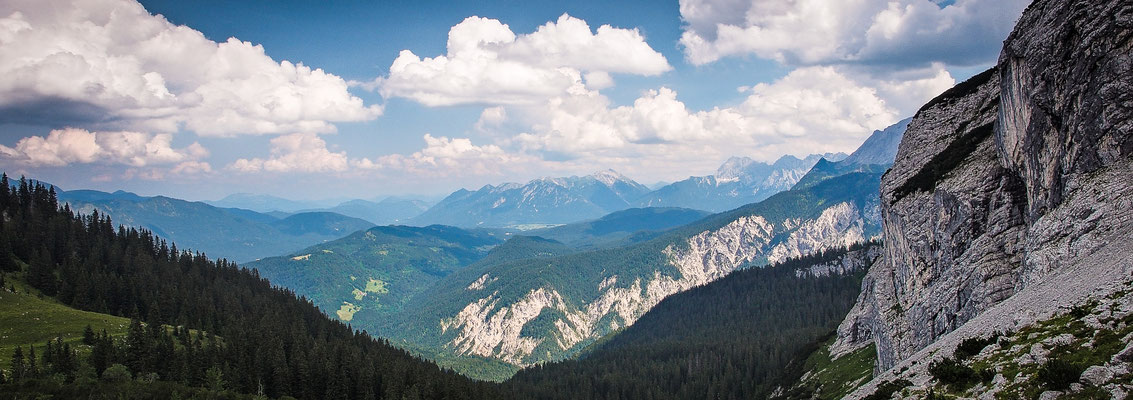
[837,0,1133,373]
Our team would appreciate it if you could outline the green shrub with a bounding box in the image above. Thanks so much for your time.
[929,357,978,386]
[863,379,912,400]
[1037,358,1082,390]
[954,334,999,360]
[1069,304,1092,319]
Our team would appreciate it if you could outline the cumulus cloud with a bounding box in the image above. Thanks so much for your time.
[355,134,529,177]
[678,0,1029,67]
[363,62,955,183]
[505,65,933,180]
[229,133,349,173]
[0,0,381,136]
[0,127,209,169]
[522,67,898,152]
[370,14,671,106]
[475,106,508,132]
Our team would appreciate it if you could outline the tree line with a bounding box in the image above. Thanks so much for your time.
[503,242,877,400]
[0,175,499,399]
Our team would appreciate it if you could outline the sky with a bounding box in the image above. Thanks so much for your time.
[0,0,1030,201]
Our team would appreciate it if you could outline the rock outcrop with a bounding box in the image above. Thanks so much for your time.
[439,200,876,365]
[836,0,1133,379]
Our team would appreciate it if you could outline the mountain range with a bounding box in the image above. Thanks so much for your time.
[44,115,909,381]
[241,117,907,380]
[209,193,432,225]
[636,152,847,212]
[410,169,653,228]
[58,189,375,263]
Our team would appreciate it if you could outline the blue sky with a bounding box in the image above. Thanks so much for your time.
[0,0,1028,201]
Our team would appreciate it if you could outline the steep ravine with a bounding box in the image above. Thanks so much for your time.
[833,0,1133,396]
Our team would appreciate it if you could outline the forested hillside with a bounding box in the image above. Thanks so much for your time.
[0,175,499,399]
[59,189,375,263]
[503,242,879,399]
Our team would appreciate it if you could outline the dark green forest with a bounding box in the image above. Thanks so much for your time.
[0,175,499,399]
[503,243,876,400]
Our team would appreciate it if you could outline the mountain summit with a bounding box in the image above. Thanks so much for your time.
[411,170,651,228]
[636,153,848,212]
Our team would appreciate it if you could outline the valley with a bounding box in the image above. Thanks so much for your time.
[1,0,1129,399]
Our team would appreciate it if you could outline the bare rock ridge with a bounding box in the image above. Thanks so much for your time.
[438,200,873,366]
[834,0,1133,385]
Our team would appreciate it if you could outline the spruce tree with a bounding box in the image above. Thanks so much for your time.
[10,346,24,381]
[126,319,149,375]
[26,345,37,379]
[82,324,96,345]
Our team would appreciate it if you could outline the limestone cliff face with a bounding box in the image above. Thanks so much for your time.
[998,0,1133,285]
[440,201,873,365]
[836,0,1133,374]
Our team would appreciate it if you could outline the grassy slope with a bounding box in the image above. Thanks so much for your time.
[783,337,878,400]
[0,274,130,371]
[249,225,503,332]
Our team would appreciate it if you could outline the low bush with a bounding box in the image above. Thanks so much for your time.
[1037,358,1082,391]
[929,357,977,386]
[954,333,1000,360]
[863,379,912,400]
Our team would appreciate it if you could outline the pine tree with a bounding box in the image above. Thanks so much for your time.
[0,230,17,273]
[10,346,25,381]
[126,319,150,375]
[89,330,113,375]
[0,173,9,210]
[42,339,54,374]
[206,365,225,392]
[26,345,37,379]
[82,324,95,345]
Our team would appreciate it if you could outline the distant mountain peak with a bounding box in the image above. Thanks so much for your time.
[841,117,911,166]
[589,169,630,186]
[641,153,840,212]
[716,157,756,180]
[412,171,651,227]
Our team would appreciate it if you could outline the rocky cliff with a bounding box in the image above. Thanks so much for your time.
[835,0,1133,383]
[438,199,873,366]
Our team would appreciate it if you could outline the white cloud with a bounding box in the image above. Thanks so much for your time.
[229,133,349,173]
[0,0,381,136]
[505,66,929,181]
[678,0,1028,67]
[355,134,529,177]
[0,127,208,168]
[170,160,212,175]
[522,67,899,152]
[475,106,508,131]
[863,64,957,116]
[371,14,671,106]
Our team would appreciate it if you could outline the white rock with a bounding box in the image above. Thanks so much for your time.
[1081,365,1115,386]
[1104,383,1127,400]
[1113,341,1133,363]
[1030,343,1050,365]
[993,372,1008,385]
[1045,333,1075,347]
[1038,390,1062,400]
